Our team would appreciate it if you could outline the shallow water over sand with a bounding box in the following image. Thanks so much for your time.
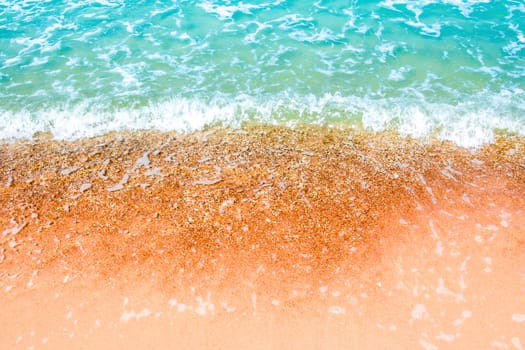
[0,126,524,349]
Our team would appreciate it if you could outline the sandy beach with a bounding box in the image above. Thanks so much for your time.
[1,125,524,349]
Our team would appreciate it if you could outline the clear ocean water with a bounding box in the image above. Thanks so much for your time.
[0,0,524,147]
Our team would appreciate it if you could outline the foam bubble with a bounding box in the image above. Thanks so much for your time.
[512,313,525,323]
[120,308,151,323]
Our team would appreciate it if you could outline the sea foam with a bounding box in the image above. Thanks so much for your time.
[1,92,523,148]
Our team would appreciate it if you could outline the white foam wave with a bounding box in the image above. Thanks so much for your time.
[0,98,243,140]
[360,91,525,148]
[379,0,491,17]
[197,0,285,21]
[0,92,523,148]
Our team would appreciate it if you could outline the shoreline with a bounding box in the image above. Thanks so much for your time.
[1,125,524,349]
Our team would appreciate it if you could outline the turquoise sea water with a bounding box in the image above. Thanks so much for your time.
[0,0,524,146]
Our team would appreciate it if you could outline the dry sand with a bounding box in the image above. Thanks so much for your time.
[0,125,524,349]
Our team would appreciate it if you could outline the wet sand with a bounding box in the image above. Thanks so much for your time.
[1,125,524,349]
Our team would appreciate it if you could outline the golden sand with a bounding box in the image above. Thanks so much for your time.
[0,126,524,349]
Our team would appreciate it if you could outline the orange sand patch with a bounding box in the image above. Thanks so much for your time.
[0,126,524,349]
